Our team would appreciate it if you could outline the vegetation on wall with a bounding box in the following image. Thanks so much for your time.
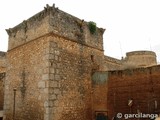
[88,21,97,34]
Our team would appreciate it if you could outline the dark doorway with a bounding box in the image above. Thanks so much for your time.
[96,113,108,120]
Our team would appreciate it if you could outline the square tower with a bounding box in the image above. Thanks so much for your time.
[4,4,105,120]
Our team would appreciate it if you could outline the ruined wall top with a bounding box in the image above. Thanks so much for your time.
[6,4,105,51]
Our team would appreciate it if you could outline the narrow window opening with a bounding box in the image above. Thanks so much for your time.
[91,55,94,62]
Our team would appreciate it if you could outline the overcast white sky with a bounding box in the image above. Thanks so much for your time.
[1,0,160,61]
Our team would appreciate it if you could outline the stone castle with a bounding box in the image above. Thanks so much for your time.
[0,4,159,120]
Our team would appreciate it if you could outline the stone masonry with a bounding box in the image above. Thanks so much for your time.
[0,73,5,110]
[107,65,160,119]
[0,52,6,73]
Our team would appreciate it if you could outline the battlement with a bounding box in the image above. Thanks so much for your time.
[6,4,105,51]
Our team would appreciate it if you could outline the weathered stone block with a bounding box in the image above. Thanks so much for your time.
[50,68,55,74]
[45,107,53,114]
[44,113,49,120]
[53,100,59,107]
[43,68,50,74]
[55,50,60,55]
[55,69,59,74]
[44,61,52,67]
[44,88,49,94]
[45,81,57,88]
[49,94,57,100]
[44,101,53,107]
[54,88,60,95]
[38,81,46,88]
[55,75,60,80]
[44,54,55,60]
[55,55,58,61]
[50,81,58,88]
[49,74,54,80]
[42,74,50,80]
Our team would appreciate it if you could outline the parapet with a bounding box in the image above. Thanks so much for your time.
[6,4,105,51]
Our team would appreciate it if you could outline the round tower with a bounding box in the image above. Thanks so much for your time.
[125,50,157,67]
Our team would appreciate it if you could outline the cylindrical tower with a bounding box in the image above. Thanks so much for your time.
[125,50,157,67]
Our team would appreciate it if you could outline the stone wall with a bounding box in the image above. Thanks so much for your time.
[43,34,104,120]
[104,56,123,71]
[107,65,160,119]
[91,72,109,119]
[3,37,49,120]
[0,73,5,110]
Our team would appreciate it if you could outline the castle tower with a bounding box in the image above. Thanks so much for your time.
[3,4,105,120]
[124,50,157,68]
